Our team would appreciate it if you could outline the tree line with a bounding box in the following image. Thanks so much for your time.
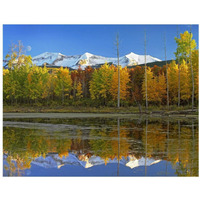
[3,31,199,109]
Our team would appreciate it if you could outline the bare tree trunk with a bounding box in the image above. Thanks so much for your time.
[177,27,181,107]
[178,64,181,107]
[145,118,148,176]
[117,117,120,176]
[190,25,195,111]
[18,40,24,56]
[116,33,120,108]
[144,30,148,112]
[178,120,181,163]
[165,118,170,176]
[164,33,169,110]
[192,119,195,176]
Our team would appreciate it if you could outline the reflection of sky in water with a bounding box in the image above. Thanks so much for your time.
[3,117,198,176]
[3,158,176,176]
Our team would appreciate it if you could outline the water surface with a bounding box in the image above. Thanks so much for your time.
[3,115,198,176]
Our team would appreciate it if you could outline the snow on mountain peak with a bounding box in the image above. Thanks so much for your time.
[126,52,138,57]
[82,52,93,57]
[32,51,161,69]
[79,52,93,61]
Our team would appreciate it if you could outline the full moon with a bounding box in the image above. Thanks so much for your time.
[27,45,32,51]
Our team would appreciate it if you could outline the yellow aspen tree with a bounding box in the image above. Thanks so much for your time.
[150,76,160,103]
[26,66,43,102]
[110,67,130,100]
[175,31,196,62]
[54,67,72,104]
[41,67,51,100]
[175,30,197,109]
[168,60,179,104]
[142,67,166,104]
[3,69,9,75]
[76,82,83,99]
[89,63,114,102]
[157,73,167,104]
[142,67,156,103]
[180,60,191,102]
[191,50,199,100]
[3,69,11,101]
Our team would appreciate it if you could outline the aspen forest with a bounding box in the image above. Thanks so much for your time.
[2,24,199,178]
[2,2,200,199]
[3,31,199,110]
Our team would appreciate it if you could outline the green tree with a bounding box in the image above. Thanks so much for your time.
[54,67,72,104]
[89,63,114,105]
[175,31,196,63]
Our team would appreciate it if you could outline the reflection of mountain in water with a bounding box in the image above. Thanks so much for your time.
[30,153,161,169]
[3,118,198,176]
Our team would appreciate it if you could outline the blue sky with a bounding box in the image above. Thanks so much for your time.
[3,24,199,61]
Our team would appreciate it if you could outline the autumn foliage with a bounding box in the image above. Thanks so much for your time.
[3,51,199,107]
[3,31,199,108]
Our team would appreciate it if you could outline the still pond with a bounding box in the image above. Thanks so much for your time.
[3,114,198,176]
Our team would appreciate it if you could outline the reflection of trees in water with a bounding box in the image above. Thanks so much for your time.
[174,119,198,176]
[142,123,167,159]
[4,127,48,175]
[3,118,198,176]
[88,125,131,163]
[4,155,29,176]
[3,127,72,175]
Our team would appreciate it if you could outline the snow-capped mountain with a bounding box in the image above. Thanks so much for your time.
[32,52,161,69]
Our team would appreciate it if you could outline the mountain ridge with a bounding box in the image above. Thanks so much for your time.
[32,51,162,69]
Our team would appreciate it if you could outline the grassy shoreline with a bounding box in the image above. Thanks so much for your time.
[3,105,198,117]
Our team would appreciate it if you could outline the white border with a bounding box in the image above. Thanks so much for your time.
[0,1,200,200]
